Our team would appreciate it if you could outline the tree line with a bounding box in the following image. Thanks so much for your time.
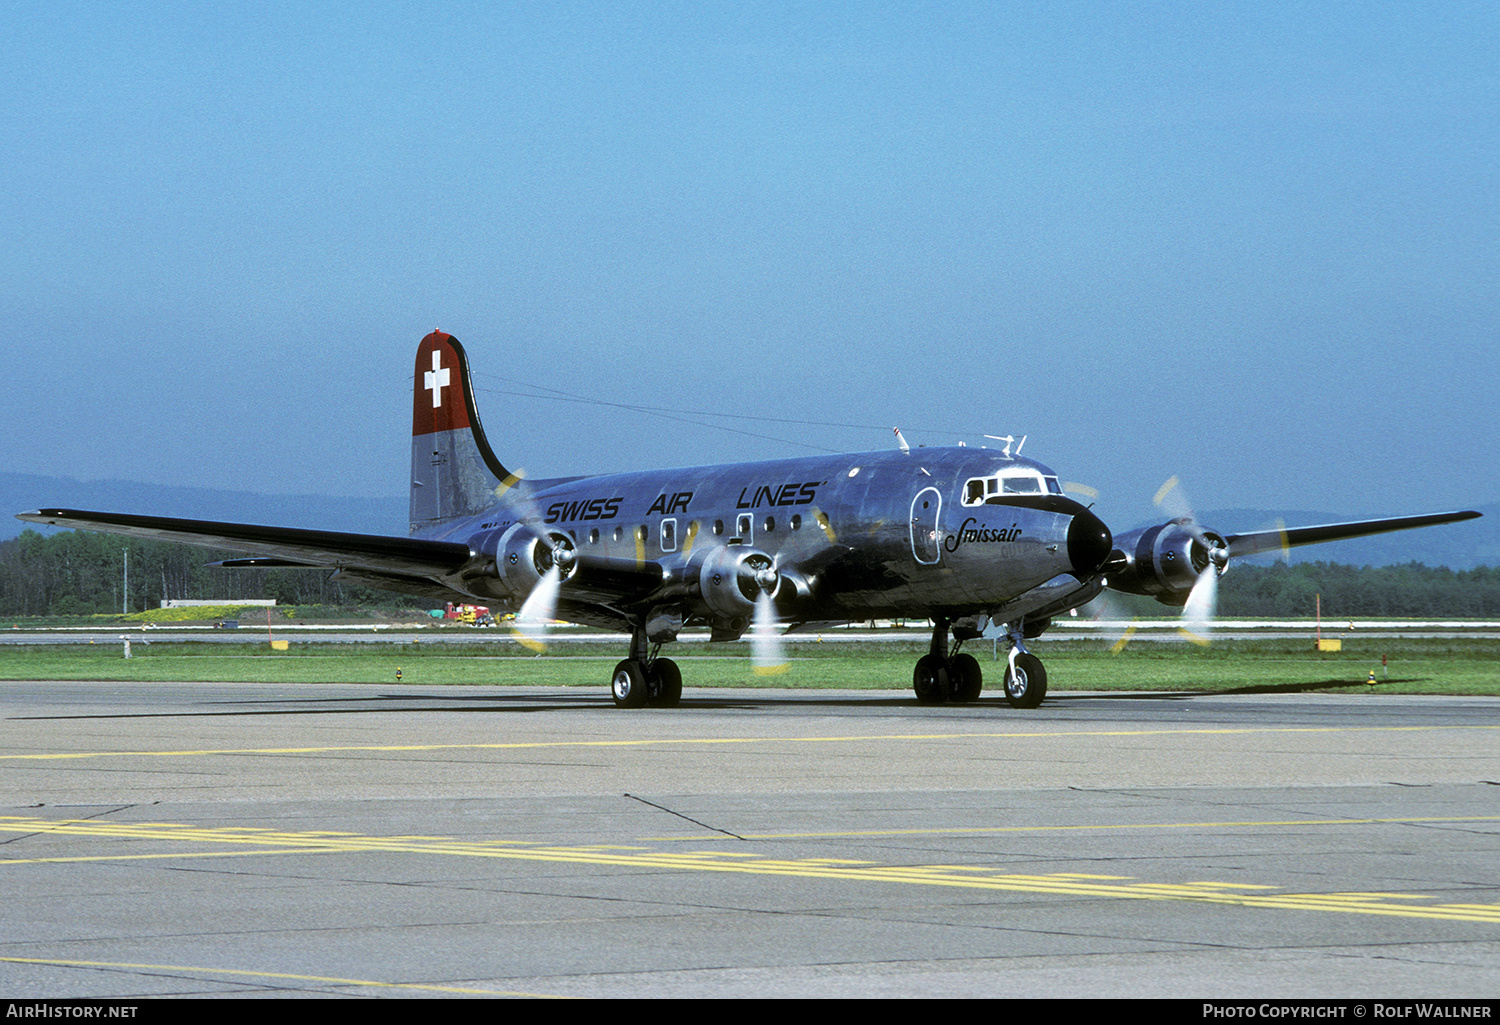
[0,529,425,616]
[1,528,1497,619]
[1215,561,1500,618]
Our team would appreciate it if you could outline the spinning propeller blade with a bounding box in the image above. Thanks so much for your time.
[1178,564,1218,646]
[1084,590,1143,654]
[1154,476,1229,645]
[512,564,561,652]
[751,589,789,676]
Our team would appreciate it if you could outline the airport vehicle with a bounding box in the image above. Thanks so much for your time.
[441,602,496,626]
[19,332,1481,709]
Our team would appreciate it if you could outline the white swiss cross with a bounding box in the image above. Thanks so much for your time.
[424,350,451,409]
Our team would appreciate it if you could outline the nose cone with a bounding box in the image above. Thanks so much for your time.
[1067,506,1113,578]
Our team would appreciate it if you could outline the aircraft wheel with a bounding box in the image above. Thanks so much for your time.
[611,659,649,709]
[1003,653,1047,709]
[648,658,682,708]
[949,653,982,702]
[913,654,949,703]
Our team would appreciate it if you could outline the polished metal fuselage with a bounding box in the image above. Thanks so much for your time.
[421,446,1108,630]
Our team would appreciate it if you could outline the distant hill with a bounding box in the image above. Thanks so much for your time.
[3,473,406,540]
[4,473,1493,568]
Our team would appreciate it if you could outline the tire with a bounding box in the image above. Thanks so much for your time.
[1003,653,1047,709]
[913,654,949,703]
[949,653,982,702]
[611,659,648,709]
[648,658,682,708]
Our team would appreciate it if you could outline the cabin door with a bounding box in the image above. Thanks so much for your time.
[910,487,942,565]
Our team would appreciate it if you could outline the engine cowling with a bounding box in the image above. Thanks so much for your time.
[1103,519,1226,606]
[696,545,778,620]
[464,523,577,602]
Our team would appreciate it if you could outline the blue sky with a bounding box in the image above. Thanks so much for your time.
[4,1,1496,531]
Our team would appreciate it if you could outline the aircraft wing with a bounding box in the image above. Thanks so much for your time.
[15,509,473,578]
[1225,510,1482,558]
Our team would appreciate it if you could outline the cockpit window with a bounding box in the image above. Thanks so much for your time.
[961,471,1055,505]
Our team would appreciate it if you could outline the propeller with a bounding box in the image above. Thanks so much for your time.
[506,535,576,653]
[740,552,788,675]
[481,470,582,653]
[1153,476,1229,645]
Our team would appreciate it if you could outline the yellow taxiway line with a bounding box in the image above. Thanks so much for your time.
[3,814,1499,925]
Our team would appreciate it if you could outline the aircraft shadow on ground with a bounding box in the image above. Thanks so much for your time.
[12,678,1426,721]
[1068,678,1423,700]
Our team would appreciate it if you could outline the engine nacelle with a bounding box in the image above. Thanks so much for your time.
[696,545,778,620]
[1103,519,1226,606]
[464,523,577,602]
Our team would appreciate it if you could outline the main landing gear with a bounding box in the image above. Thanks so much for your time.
[912,617,1047,709]
[610,627,682,709]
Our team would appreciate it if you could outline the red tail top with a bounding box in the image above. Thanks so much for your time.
[413,331,472,436]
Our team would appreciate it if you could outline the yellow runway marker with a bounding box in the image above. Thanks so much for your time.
[0,956,564,998]
[3,814,1499,925]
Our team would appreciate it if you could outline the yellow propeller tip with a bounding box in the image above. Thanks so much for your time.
[1109,623,1140,654]
[1176,627,1212,647]
[511,631,547,653]
[1153,476,1180,507]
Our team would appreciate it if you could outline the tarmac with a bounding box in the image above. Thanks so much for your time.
[1,679,1498,998]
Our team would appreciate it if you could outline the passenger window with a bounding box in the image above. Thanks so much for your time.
[736,513,753,542]
[661,518,677,553]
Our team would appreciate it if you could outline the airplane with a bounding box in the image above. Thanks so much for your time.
[18,331,1482,710]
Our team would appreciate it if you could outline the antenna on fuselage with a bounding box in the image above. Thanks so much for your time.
[893,427,910,454]
[983,434,1027,458]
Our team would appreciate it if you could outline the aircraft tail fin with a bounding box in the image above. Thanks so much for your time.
[409,331,520,534]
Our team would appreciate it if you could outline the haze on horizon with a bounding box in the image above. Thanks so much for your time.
[5,2,1496,534]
